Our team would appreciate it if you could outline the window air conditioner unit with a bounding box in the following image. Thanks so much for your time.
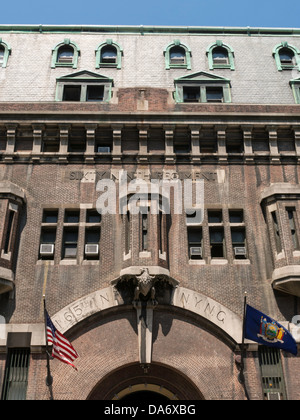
[213,58,228,64]
[40,244,55,256]
[190,247,202,257]
[98,146,110,153]
[234,247,246,256]
[267,392,281,400]
[64,247,77,258]
[85,244,99,256]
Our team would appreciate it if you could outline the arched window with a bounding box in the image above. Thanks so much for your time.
[51,39,80,69]
[206,41,235,70]
[0,39,11,68]
[164,40,191,70]
[57,45,74,64]
[273,42,300,71]
[95,40,123,69]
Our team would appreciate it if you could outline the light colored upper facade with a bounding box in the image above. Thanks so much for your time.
[0,25,300,104]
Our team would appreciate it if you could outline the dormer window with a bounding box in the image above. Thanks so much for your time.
[57,46,74,64]
[273,42,300,71]
[0,39,11,68]
[175,71,231,103]
[170,46,186,65]
[206,41,235,70]
[0,46,4,65]
[56,70,113,102]
[164,40,191,70]
[51,39,80,69]
[212,47,229,65]
[95,40,123,69]
[101,46,117,64]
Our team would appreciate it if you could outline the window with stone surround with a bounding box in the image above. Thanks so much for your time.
[56,70,113,103]
[206,41,235,70]
[164,40,191,70]
[0,39,11,68]
[95,39,123,69]
[187,208,247,263]
[174,71,231,103]
[51,39,80,69]
[273,42,300,72]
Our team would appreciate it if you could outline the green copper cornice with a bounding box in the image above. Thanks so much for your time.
[0,25,300,36]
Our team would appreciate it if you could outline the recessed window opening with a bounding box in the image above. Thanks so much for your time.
[183,86,200,103]
[0,46,4,65]
[206,87,223,103]
[57,46,74,63]
[212,47,229,64]
[210,228,225,258]
[279,48,295,65]
[4,211,15,254]
[101,46,117,63]
[170,46,186,64]
[86,85,104,102]
[63,85,81,101]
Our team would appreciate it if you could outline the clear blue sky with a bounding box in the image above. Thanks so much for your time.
[1,0,300,28]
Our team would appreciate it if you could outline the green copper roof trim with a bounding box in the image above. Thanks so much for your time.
[0,25,300,36]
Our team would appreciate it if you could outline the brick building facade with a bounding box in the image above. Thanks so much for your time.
[0,25,300,400]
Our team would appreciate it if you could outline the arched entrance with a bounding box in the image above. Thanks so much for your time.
[87,362,204,400]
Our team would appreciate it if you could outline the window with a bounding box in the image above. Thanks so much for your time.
[65,210,80,223]
[141,212,148,251]
[1,348,30,400]
[210,228,225,258]
[0,46,4,65]
[95,40,123,69]
[62,228,78,259]
[206,87,224,103]
[85,228,100,259]
[56,71,113,103]
[4,210,15,254]
[208,210,225,258]
[164,40,191,70]
[51,39,80,69]
[86,209,101,224]
[206,41,235,70]
[57,46,74,64]
[208,210,223,224]
[63,85,81,102]
[286,207,299,250]
[231,228,246,259]
[273,42,300,72]
[290,78,300,104]
[259,347,287,400]
[174,72,231,103]
[170,46,186,65]
[279,48,295,66]
[188,228,203,260]
[101,46,117,64]
[212,47,229,65]
[124,211,131,256]
[39,210,58,259]
[0,39,11,68]
[86,85,104,102]
[271,211,282,254]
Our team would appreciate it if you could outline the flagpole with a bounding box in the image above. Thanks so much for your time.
[42,262,54,400]
[239,291,250,400]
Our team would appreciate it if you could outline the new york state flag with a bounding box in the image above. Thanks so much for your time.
[245,305,297,355]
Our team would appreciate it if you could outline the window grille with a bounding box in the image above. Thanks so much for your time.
[1,348,30,400]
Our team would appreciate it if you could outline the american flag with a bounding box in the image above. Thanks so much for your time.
[45,310,79,370]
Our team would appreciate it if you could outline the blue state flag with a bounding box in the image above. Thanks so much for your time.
[245,304,297,355]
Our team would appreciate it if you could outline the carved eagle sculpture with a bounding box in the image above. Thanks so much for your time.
[133,268,156,303]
